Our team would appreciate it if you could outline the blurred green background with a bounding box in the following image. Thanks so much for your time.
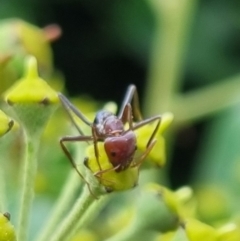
[1,0,240,240]
[1,0,240,189]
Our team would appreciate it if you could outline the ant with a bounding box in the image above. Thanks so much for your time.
[59,85,161,195]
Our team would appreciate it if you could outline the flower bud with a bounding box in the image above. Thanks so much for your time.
[4,56,58,138]
[0,212,16,241]
[85,142,139,193]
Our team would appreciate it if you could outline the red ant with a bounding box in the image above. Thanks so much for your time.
[59,85,161,195]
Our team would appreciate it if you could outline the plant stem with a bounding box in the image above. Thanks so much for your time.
[144,0,197,114]
[35,171,81,241]
[172,74,240,123]
[142,0,197,186]
[17,135,39,241]
[69,194,110,239]
[49,186,97,241]
[0,168,7,212]
[0,135,12,212]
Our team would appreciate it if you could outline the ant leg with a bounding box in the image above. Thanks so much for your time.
[119,103,134,129]
[60,135,99,198]
[93,165,121,186]
[121,103,161,150]
[84,158,116,186]
[132,115,161,148]
[58,93,92,135]
[91,127,102,173]
[118,85,142,122]
[129,116,161,168]
[130,139,157,168]
[93,164,121,177]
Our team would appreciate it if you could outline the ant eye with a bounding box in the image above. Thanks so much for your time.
[111,152,116,157]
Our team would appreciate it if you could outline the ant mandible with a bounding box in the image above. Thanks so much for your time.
[59,85,161,195]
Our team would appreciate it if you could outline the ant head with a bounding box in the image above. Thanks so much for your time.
[104,131,136,172]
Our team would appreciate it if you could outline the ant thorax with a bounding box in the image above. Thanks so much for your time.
[94,110,124,137]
